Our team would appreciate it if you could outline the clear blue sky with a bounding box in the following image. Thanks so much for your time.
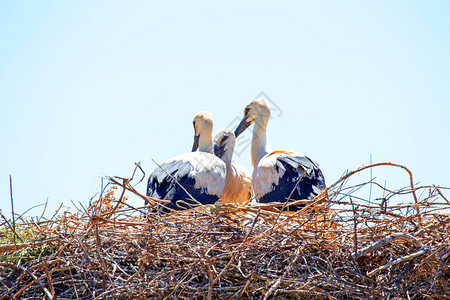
[1,1,449,216]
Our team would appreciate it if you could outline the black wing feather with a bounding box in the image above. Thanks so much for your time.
[146,160,219,212]
[258,155,326,209]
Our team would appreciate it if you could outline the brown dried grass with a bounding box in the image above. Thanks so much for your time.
[1,162,449,299]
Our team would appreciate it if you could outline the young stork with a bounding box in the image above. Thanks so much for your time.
[214,129,252,205]
[146,112,227,212]
[234,99,326,209]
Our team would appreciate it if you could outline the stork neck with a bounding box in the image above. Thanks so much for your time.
[198,127,213,153]
[220,148,233,166]
[251,116,270,166]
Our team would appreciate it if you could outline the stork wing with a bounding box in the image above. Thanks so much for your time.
[147,152,226,211]
[254,151,326,205]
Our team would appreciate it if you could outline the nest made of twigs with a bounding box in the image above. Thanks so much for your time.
[1,162,449,299]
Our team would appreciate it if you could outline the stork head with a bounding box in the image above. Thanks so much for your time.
[192,111,214,152]
[234,98,270,138]
[214,128,236,163]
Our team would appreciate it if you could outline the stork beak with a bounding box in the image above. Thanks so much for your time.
[192,133,200,152]
[234,118,251,138]
[214,143,226,158]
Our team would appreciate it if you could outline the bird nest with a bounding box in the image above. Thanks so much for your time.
[1,163,449,299]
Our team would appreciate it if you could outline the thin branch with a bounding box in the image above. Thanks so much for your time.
[367,248,429,277]
[0,211,24,243]
[352,233,423,260]
[9,175,18,246]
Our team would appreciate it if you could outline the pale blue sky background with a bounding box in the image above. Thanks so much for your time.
[1,1,449,216]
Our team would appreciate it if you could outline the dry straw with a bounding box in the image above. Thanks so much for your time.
[1,162,449,299]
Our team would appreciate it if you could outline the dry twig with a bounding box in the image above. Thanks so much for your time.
[1,163,448,299]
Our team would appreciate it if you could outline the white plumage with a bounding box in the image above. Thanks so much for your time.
[146,111,227,212]
[214,128,252,205]
[234,99,326,209]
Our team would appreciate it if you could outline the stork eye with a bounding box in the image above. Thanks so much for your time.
[244,107,250,116]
